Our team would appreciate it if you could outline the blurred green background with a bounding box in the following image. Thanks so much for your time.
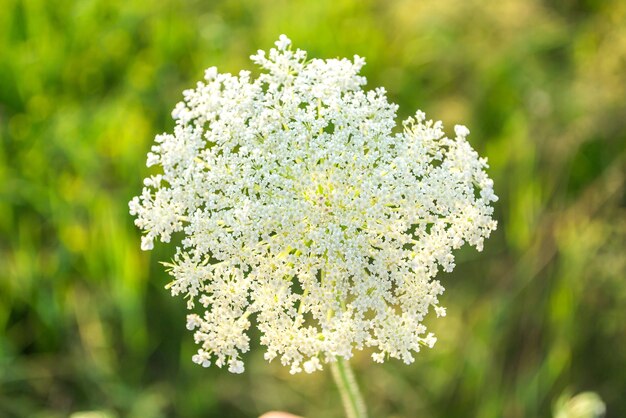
[1,0,625,417]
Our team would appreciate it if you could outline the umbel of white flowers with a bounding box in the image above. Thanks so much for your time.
[129,35,498,375]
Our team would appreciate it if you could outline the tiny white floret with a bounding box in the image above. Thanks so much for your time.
[275,34,291,50]
[454,124,470,138]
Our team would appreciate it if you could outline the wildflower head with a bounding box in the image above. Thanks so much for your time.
[129,35,498,374]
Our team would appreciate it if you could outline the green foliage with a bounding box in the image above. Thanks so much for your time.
[1,0,624,417]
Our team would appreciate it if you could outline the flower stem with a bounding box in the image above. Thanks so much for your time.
[330,357,368,418]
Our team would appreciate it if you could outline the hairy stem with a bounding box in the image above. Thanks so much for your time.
[330,357,368,418]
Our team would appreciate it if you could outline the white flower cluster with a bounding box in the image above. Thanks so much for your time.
[129,35,498,374]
